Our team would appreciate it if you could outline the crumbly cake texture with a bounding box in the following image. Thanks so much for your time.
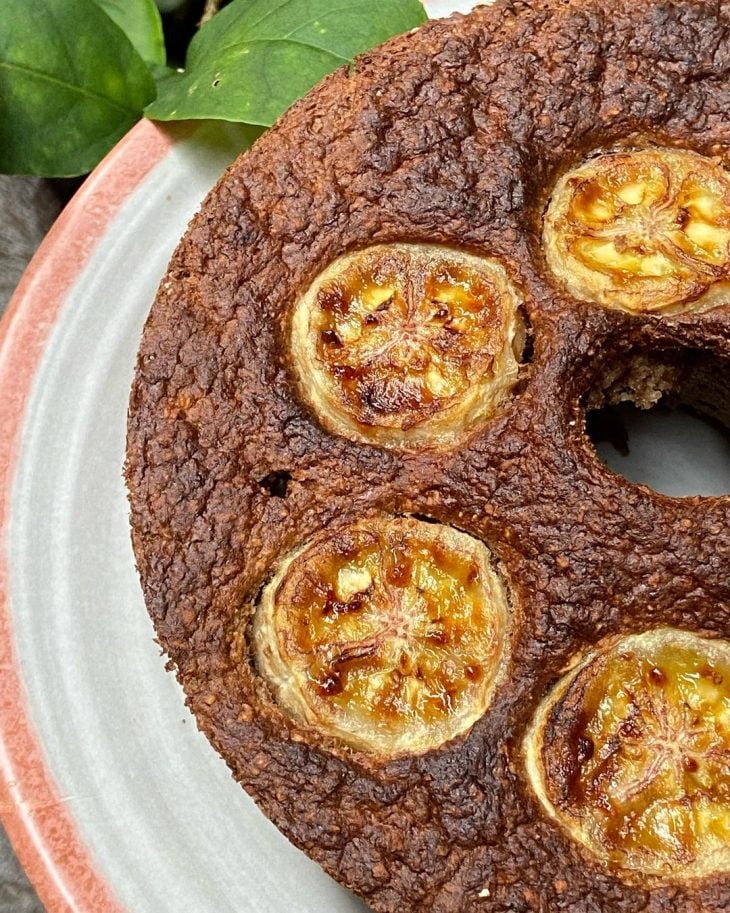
[126,1,730,910]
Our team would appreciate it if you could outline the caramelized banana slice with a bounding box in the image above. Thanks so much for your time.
[254,517,512,757]
[543,149,730,314]
[525,629,730,879]
[291,244,525,447]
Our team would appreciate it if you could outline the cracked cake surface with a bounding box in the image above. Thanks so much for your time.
[126,0,730,910]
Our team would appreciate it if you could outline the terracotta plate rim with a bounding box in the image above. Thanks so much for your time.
[0,118,176,913]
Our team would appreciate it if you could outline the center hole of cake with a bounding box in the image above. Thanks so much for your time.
[585,352,730,497]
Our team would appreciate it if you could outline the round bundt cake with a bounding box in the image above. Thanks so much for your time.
[126,1,730,909]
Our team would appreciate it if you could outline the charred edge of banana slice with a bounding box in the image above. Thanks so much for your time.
[290,244,526,448]
[524,628,730,880]
[543,148,730,315]
[253,516,513,758]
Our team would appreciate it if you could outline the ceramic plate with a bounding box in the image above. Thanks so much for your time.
[1,2,728,911]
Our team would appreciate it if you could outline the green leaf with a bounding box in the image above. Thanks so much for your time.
[152,65,184,92]
[146,0,427,126]
[0,0,156,177]
[94,0,166,67]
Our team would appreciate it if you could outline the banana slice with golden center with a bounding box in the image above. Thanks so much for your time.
[525,628,730,879]
[290,244,525,447]
[543,148,730,314]
[254,516,512,757]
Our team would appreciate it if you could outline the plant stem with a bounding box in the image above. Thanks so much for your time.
[200,0,222,25]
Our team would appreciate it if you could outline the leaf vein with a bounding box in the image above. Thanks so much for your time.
[0,59,138,116]
[281,6,365,40]
[209,36,352,64]
[242,0,302,36]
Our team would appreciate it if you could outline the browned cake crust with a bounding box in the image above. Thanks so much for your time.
[125,1,730,910]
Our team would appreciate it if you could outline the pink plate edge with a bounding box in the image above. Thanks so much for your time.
[0,118,178,913]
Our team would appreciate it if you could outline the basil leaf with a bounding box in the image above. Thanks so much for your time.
[94,0,166,67]
[0,0,155,177]
[146,0,427,126]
